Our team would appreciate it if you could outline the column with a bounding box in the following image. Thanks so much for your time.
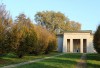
[81,39,83,53]
[63,37,67,52]
[70,39,73,53]
[86,39,89,53]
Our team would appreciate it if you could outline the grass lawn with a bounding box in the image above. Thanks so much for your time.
[87,53,100,68]
[15,53,82,68]
[0,52,60,67]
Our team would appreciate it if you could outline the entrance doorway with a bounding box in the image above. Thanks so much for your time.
[73,39,80,53]
[67,39,70,52]
[83,39,87,53]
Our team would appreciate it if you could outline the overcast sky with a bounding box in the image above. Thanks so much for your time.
[1,0,100,31]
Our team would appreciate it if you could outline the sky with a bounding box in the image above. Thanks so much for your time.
[1,0,100,31]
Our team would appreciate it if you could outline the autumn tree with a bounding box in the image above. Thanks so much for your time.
[93,25,100,53]
[0,22,6,54]
[32,26,50,55]
[32,26,57,55]
[0,3,12,27]
[45,33,57,54]
[11,13,37,58]
[0,4,12,54]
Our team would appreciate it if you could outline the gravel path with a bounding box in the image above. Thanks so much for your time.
[0,53,65,68]
[76,53,87,68]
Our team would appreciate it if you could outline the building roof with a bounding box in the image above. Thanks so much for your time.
[64,30,92,34]
[56,30,92,36]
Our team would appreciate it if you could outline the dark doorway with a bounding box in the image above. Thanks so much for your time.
[73,39,80,53]
[83,39,87,53]
[67,39,70,52]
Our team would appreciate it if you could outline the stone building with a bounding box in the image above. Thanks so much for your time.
[57,30,95,53]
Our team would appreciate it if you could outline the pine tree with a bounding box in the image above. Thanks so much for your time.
[93,25,100,53]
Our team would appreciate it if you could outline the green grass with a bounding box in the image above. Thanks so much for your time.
[0,52,60,67]
[87,53,100,68]
[15,53,82,68]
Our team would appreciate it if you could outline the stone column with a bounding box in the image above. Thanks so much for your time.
[86,39,89,53]
[80,39,83,53]
[63,35,67,52]
[70,39,73,53]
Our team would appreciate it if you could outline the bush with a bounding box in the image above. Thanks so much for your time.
[0,22,12,54]
[45,34,57,54]
[11,24,37,58]
[32,26,50,55]
[93,25,100,54]
[32,26,57,55]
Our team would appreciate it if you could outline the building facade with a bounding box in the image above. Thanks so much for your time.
[57,30,95,53]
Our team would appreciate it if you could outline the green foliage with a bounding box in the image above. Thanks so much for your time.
[93,25,100,53]
[35,11,67,32]
[35,11,81,33]
[64,21,81,31]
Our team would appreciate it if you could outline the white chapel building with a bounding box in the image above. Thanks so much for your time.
[57,30,95,53]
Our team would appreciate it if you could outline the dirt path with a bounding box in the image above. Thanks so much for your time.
[76,53,87,68]
[0,53,65,68]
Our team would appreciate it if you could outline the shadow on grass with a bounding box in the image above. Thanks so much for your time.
[1,53,81,68]
[87,62,100,68]
[57,53,82,59]
[16,62,57,68]
[87,53,100,68]
[0,58,15,67]
[87,54,100,61]
[42,58,77,65]
[16,57,77,68]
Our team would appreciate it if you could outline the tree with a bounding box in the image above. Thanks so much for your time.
[32,26,50,55]
[35,11,68,33]
[93,25,100,53]
[11,13,37,58]
[0,23,6,54]
[45,33,57,54]
[0,4,12,55]
[35,11,81,33]
[32,26,57,55]
[0,3,12,27]
[64,21,81,31]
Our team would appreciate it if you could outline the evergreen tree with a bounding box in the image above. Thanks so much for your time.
[93,25,100,53]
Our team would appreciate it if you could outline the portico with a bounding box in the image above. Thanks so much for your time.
[57,30,95,53]
[66,39,87,53]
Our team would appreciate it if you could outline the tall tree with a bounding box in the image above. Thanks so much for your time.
[35,11,68,33]
[11,13,37,58]
[35,11,81,33]
[93,25,100,53]
[64,21,81,31]
[0,4,12,54]
[0,3,12,27]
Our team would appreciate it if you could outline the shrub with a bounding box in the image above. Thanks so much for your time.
[10,14,38,58]
[32,26,57,55]
[32,26,50,55]
[11,24,37,58]
[45,34,57,54]
[93,25,100,54]
[0,22,12,54]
